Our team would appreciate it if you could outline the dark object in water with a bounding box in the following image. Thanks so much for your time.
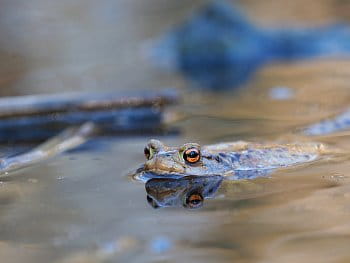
[0,89,179,142]
[151,1,350,89]
[145,174,223,209]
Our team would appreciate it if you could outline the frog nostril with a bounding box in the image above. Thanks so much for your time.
[144,147,151,159]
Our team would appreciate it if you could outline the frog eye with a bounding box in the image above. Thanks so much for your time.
[144,147,154,160]
[183,148,200,163]
[184,192,203,209]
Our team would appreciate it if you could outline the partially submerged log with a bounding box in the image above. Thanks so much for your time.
[0,89,178,117]
[0,89,179,141]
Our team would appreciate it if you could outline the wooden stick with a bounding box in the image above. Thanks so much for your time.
[0,89,178,118]
[0,89,179,141]
[0,122,96,174]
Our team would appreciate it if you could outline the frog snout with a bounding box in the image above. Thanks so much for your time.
[144,154,185,173]
[144,157,156,170]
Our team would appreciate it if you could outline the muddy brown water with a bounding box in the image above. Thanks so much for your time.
[1,1,350,262]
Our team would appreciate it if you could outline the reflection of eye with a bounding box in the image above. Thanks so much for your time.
[183,148,200,163]
[185,193,203,209]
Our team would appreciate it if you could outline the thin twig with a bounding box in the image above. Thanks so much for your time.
[0,122,97,175]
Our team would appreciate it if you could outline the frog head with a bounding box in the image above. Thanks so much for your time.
[142,139,204,174]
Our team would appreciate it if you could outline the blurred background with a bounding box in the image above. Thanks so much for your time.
[1,1,350,263]
[1,0,350,96]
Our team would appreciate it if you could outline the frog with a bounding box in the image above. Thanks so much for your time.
[135,139,327,179]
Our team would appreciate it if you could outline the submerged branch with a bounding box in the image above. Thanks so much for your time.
[0,122,96,175]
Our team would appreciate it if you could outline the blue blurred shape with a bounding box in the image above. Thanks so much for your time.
[150,236,172,253]
[269,86,294,100]
[151,1,350,90]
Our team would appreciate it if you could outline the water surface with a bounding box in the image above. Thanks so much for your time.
[0,64,350,262]
[1,1,350,262]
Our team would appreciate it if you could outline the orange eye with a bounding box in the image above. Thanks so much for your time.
[183,148,200,163]
[185,192,203,209]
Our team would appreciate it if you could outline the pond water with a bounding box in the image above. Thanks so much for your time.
[1,1,350,263]
[0,60,349,263]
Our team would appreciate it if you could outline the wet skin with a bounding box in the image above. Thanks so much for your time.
[138,139,326,177]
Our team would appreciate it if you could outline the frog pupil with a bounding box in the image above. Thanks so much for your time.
[183,148,200,163]
[190,198,200,205]
[188,151,198,158]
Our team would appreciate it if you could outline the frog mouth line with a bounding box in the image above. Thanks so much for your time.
[131,165,196,181]
[133,170,188,182]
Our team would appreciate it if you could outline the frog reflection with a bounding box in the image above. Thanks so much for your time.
[145,174,223,209]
